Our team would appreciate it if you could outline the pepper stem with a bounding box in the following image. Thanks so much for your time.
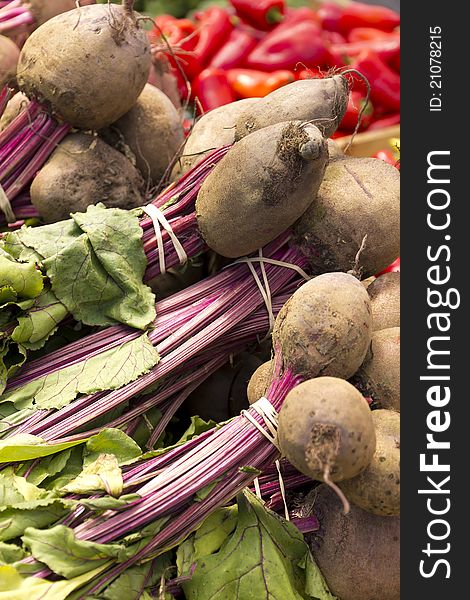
[266,7,284,25]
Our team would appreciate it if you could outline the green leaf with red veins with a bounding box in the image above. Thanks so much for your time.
[0,469,75,542]
[0,468,46,505]
[0,253,43,300]
[79,494,141,512]
[0,435,84,464]
[83,428,142,467]
[0,340,27,395]
[19,449,74,487]
[0,499,73,543]
[101,554,173,600]
[0,542,27,565]
[177,504,238,578]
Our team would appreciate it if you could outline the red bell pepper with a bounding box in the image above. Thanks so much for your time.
[151,16,197,46]
[331,36,400,64]
[326,46,349,69]
[376,257,400,276]
[319,2,400,34]
[389,52,400,73]
[330,130,345,140]
[192,68,237,113]
[227,68,294,98]
[368,113,400,131]
[150,15,178,36]
[296,69,327,80]
[339,90,374,133]
[350,51,400,112]
[282,6,320,26]
[230,0,285,31]
[322,30,347,45]
[318,2,344,32]
[150,15,201,88]
[373,149,398,166]
[348,27,398,43]
[246,20,330,72]
[209,27,259,70]
[192,7,234,69]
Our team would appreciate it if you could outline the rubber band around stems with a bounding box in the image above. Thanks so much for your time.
[275,459,290,521]
[230,250,311,337]
[243,396,290,520]
[231,247,310,512]
[253,478,262,499]
[142,204,188,275]
[0,182,15,222]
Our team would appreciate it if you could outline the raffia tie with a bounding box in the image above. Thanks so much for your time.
[142,204,188,275]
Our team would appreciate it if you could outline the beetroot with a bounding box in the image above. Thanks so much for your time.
[17,1,151,129]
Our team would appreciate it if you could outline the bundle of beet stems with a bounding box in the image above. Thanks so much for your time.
[1,112,332,382]
[249,459,312,517]
[111,290,294,449]
[4,289,294,445]
[0,87,224,234]
[0,88,70,225]
[0,1,97,41]
[10,271,371,598]
[0,1,35,35]
[2,233,308,440]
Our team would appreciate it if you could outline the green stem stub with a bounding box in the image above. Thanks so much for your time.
[266,7,284,25]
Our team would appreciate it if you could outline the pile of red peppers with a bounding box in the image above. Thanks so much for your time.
[149,0,400,136]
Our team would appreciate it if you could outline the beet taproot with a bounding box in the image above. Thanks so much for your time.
[0,92,29,132]
[273,272,372,380]
[174,98,259,177]
[247,360,273,405]
[234,75,350,140]
[28,0,96,27]
[368,271,400,331]
[354,327,400,411]
[109,83,184,185]
[0,34,19,87]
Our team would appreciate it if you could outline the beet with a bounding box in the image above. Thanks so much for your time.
[17,2,151,129]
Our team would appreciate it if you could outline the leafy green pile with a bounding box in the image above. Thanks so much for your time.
[0,204,156,393]
[0,425,335,600]
[0,420,217,599]
[178,491,336,600]
[3,204,155,329]
[0,429,141,546]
